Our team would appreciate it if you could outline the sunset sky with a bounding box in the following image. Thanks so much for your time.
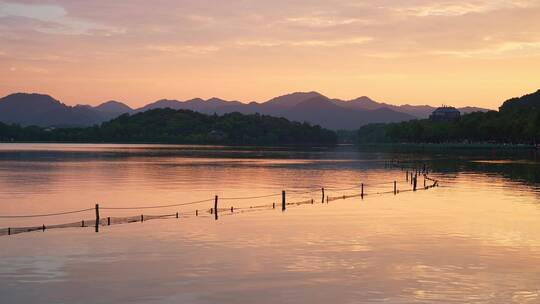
[1,0,539,108]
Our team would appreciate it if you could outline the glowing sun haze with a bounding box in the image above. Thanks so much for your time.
[1,0,539,108]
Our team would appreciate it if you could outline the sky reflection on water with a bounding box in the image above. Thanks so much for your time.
[0,144,539,303]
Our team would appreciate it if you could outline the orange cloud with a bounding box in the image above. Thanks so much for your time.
[0,0,539,108]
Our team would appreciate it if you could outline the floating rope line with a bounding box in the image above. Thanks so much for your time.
[100,198,215,210]
[363,181,397,186]
[1,172,440,237]
[220,193,281,200]
[280,182,397,195]
[0,208,94,218]
[328,184,360,190]
[323,185,361,191]
[288,188,322,195]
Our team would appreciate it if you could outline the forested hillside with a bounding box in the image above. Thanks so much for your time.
[0,109,337,146]
[358,90,540,144]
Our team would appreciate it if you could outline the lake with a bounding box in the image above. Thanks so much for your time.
[1,144,539,303]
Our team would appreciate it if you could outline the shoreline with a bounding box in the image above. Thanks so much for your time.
[0,141,536,149]
[357,143,536,150]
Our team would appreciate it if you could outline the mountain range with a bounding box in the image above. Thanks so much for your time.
[0,92,489,130]
[499,89,540,112]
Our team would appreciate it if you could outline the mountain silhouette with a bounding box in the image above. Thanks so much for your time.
[0,93,105,127]
[337,96,382,111]
[253,95,414,129]
[499,89,540,112]
[264,91,324,107]
[336,96,488,118]
[0,91,488,129]
[95,100,133,114]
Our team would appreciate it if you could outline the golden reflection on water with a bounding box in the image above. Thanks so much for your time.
[0,144,540,303]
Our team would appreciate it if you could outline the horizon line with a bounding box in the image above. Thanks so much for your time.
[1,90,499,110]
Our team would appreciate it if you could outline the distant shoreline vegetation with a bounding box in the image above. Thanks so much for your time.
[358,90,540,146]
[356,143,535,151]
[0,109,337,146]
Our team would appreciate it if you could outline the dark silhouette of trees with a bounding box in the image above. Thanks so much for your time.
[358,110,540,144]
[0,109,337,146]
[358,89,540,145]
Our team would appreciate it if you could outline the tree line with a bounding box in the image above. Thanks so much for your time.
[0,109,337,146]
[358,108,540,145]
[358,90,540,144]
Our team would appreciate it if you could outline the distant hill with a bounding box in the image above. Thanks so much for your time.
[130,92,415,129]
[0,94,135,127]
[357,88,540,144]
[136,97,245,114]
[499,89,540,112]
[263,91,324,108]
[0,109,338,145]
[280,96,414,129]
[0,92,488,130]
[261,93,415,129]
[0,93,105,127]
[335,96,489,118]
[94,100,133,115]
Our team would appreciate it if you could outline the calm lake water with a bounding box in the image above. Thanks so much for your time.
[1,144,539,303]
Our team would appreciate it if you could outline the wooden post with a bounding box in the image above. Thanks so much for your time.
[361,183,364,199]
[424,176,426,188]
[141,214,144,222]
[196,209,198,216]
[82,220,85,227]
[282,191,286,211]
[107,217,111,226]
[321,188,325,203]
[176,212,179,218]
[7,228,10,235]
[95,204,100,233]
[413,175,417,191]
[214,195,218,220]
[272,202,275,209]
[394,181,397,195]
[411,172,414,185]
[231,206,233,213]
[311,199,314,204]
[42,224,45,232]
[326,195,329,203]
[406,171,408,181]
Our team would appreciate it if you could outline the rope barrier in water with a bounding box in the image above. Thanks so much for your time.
[0,180,428,217]
[323,185,361,191]
[288,188,322,195]
[220,193,281,200]
[0,172,440,237]
[100,198,215,210]
[363,181,397,186]
[0,208,94,218]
